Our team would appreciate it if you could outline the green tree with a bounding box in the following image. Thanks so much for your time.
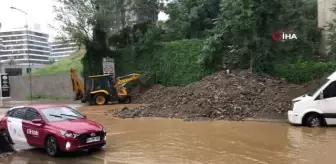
[202,0,321,73]
[53,0,164,78]
[132,0,165,23]
[164,0,220,40]
[53,0,125,77]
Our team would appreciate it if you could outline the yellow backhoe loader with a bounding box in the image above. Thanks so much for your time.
[70,68,143,105]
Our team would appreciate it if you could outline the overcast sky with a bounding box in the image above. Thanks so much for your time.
[0,0,168,41]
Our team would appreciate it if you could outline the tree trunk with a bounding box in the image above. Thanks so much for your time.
[248,58,253,73]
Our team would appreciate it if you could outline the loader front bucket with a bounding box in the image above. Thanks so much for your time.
[137,74,149,85]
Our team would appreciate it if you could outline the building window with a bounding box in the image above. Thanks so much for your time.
[26,68,31,73]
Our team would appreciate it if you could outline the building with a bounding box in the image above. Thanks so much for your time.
[0,38,3,55]
[110,0,159,31]
[50,41,77,61]
[0,29,51,76]
[318,0,336,55]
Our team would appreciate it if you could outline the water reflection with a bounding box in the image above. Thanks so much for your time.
[287,126,336,164]
[0,149,110,164]
[1,111,336,164]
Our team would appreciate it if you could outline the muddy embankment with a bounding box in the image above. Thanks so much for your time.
[113,70,316,121]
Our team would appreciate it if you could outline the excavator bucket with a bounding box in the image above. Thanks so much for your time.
[137,74,149,85]
[119,73,148,84]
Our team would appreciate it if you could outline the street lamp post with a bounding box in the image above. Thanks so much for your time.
[10,7,32,103]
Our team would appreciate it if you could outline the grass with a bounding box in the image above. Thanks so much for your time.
[32,49,85,75]
[25,94,64,100]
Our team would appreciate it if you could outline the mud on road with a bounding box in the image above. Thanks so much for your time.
[2,105,336,164]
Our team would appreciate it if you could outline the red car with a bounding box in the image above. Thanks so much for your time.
[0,104,106,156]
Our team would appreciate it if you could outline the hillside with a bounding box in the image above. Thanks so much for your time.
[32,49,84,75]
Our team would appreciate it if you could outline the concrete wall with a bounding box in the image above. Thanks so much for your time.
[318,0,336,55]
[9,74,75,100]
[318,0,336,28]
[0,64,45,76]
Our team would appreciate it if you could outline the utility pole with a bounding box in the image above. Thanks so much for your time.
[11,7,32,104]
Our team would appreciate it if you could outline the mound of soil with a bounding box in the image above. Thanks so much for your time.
[115,70,303,121]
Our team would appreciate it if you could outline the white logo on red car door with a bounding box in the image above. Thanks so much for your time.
[7,117,29,146]
[27,129,39,136]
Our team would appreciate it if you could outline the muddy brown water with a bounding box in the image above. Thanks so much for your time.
[1,105,336,164]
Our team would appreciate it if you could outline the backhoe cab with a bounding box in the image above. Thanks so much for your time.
[70,68,142,105]
[85,74,119,105]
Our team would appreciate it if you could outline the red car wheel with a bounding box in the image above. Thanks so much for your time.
[45,136,60,157]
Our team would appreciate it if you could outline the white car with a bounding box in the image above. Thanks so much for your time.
[288,71,336,127]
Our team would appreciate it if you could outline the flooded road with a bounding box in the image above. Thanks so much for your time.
[1,105,336,164]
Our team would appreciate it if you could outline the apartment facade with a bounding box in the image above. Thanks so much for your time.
[0,38,3,55]
[50,41,77,61]
[110,0,159,31]
[0,30,51,76]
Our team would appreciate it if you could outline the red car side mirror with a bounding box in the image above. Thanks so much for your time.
[32,118,44,124]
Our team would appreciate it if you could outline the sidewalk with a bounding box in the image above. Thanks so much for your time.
[0,100,84,119]
[0,99,82,108]
[0,108,8,118]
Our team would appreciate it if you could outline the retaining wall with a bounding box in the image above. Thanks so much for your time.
[9,74,77,100]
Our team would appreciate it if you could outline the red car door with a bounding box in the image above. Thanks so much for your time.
[22,107,45,147]
[0,108,16,132]
[7,108,29,146]
[0,113,8,130]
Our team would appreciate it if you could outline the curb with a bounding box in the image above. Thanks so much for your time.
[243,118,288,123]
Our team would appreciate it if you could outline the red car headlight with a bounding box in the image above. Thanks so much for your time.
[60,130,79,138]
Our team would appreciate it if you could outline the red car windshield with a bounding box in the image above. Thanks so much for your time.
[41,106,85,122]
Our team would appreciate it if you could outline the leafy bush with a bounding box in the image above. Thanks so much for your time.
[118,39,206,86]
[271,60,336,84]
[153,39,206,85]
[203,0,321,74]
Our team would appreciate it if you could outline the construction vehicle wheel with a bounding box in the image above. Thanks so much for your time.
[119,96,131,104]
[94,94,107,105]
[125,96,131,104]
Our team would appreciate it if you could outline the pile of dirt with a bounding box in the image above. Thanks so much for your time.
[115,70,303,121]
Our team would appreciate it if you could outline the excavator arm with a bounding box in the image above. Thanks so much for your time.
[114,73,142,96]
[115,73,141,86]
[70,68,86,102]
